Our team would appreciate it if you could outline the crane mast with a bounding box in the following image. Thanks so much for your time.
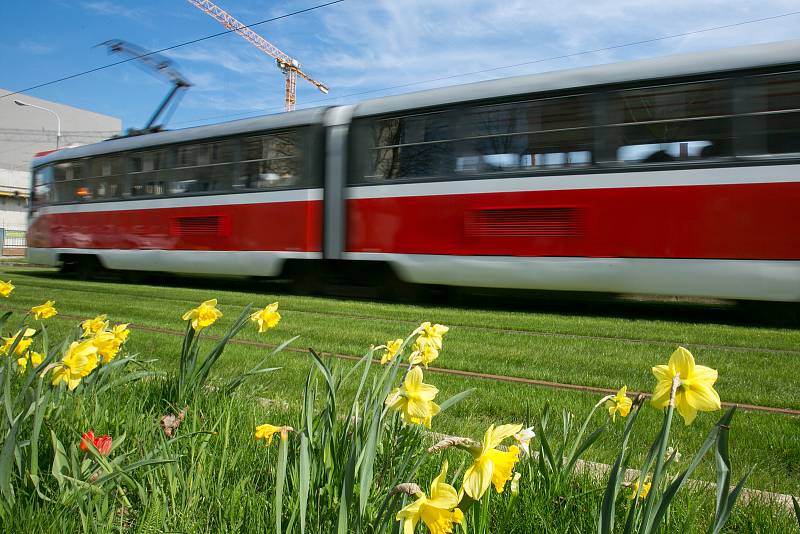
[186,0,329,111]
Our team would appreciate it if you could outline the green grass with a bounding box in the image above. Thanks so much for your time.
[2,266,799,500]
[4,375,796,533]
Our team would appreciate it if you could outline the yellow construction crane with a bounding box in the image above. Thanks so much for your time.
[187,0,329,111]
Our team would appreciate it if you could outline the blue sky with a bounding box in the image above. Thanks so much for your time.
[2,0,800,131]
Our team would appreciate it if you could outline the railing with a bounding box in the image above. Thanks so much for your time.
[1,227,27,257]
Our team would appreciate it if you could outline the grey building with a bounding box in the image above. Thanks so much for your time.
[0,90,121,254]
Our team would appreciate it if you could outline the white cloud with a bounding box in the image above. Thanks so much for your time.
[83,1,147,21]
[18,40,54,55]
[163,0,800,125]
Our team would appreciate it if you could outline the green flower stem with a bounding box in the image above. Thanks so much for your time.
[639,374,680,533]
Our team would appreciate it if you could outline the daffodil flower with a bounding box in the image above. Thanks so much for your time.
[111,323,131,344]
[250,302,280,333]
[182,299,223,332]
[415,322,449,351]
[385,366,440,428]
[396,461,464,534]
[629,479,652,500]
[31,300,57,320]
[254,423,293,445]
[606,386,633,422]
[651,347,721,425]
[81,314,108,338]
[380,338,403,365]
[409,342,439,368]
[0,280,14,298]
[17,351,43,372]
[0,328,36,356]
[513,426,535,456]
[92,331,122,364]
[50,339,99,391]
[462,424,522,500]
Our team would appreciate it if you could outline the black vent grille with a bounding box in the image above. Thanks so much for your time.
[174,216,221,237]
[465,207,581,237]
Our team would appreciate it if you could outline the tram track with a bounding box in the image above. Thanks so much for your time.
[5,274,800,357]
[16,308,800,417]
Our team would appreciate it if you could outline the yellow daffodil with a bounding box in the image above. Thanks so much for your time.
[462,424,522,500]
[513,426,536,456]
[249,302,280,333]
[381,338,403,365]
[416,322,449,351]
[31,300,57,320]
[254,423,293,445]
[651,347,721,425]
[92,331,122,364]
[182,299,222,332]
[0,280,14,297]
[510,472,522,496]
[50,339,99,391]
[111,323,130,344]
[0,328,36,356]
[606,386,633,422]
[629,479,652,500]
[396,461,464,534]
[17,351,43,372]
[81,314,108,338]
[409,342,439,367]
[385,366,440,428]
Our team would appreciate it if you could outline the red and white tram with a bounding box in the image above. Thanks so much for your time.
[27,40,800,301]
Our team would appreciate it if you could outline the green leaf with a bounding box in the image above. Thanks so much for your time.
[439,388,475,413]
[359,401,381,517]
[0,412,23,505]
[710,467,753,534]
[650,407,735,530]
[275,436,289,534]
[299,433,310,534]
[599,400,642,534]
[337,438,358,534]
[565,425,605,477]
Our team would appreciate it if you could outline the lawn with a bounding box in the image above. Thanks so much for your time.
[1,266,798,532]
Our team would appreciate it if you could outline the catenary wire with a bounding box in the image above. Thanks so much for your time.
[170,9,800,127]
[0,0,345,100]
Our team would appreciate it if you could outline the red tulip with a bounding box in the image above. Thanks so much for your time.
[79,431,96,452]
[79,430,112,456]
[94,434,112,456]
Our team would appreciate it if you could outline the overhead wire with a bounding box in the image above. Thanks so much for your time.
[3,5,799,124]
[0,0,345,100]
[170,8,800,127]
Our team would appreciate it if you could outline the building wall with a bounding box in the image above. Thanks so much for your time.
[0,90,121,253]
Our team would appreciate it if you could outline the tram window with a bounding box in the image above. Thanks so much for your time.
[358,94,594,183]
[32,166,54,206]
[53,162,70,182]
[739,72,800,156]
[607,81,733,164]
[131,150,167,172]
[129,149,169,197]
[60,161,84,181]
[90,156,124,177]
[94,180,121,200]
[237,131,302,189]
